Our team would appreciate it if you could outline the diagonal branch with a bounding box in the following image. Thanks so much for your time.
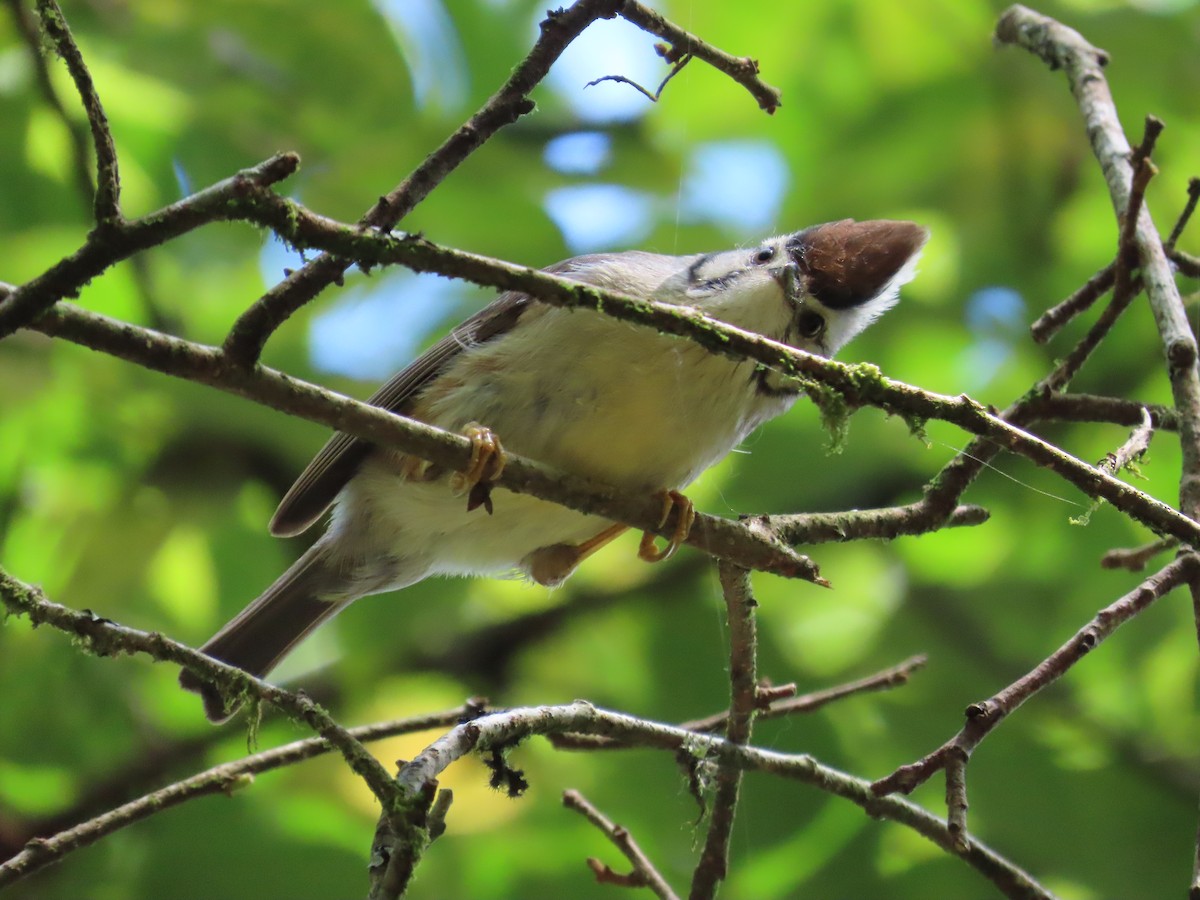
[617,1,781,113]
[0,705,471,886]
[5,0,93,210]
[0,568,407,842]
[564,790,681,900]
[28,302,823,582]
[689,563,757,900]
[871,554,1197,802]
[33,0,119,223]
[393,701,1055,900]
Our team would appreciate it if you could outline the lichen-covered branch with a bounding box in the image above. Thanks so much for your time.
[0,568,407,849]
[0,705,470,887]
[393,701,1054,899]
[30,302,823,583]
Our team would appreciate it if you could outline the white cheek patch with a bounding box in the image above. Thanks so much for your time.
[822,244,925,355]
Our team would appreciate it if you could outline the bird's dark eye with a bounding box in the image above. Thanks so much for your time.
[797,309,825,339]
[754,246,775,264]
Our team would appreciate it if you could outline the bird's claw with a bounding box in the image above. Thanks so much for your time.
[638,490,694,563]
[451,423,506,511]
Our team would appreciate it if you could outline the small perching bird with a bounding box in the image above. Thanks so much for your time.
[180,219,928,722]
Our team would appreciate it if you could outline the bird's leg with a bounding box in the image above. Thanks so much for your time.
[527,523,630,587]
[526,490,695,586]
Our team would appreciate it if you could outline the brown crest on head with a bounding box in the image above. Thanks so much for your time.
[789,219,929,310]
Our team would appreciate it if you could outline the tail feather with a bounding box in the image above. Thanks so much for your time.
[179,542,348,723]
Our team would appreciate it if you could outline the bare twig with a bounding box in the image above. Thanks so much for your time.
[0,706,470,886]
[1101,538,1177,571]
[563,790,681,900]
[1166,177,1200,252]
[1023,392,1178,431]
[0,569,407,847]
[554,655,928,750]
[1042,119,1160,394]
[872,554,1197,802]
[617,1,781,113]
[5,0,93,210]
[392,701,1053,899]
[1172,247,1200,278]
[33,0,119,223]
[1029,262,1115,344]
[690,563,757,900]
[772,502,989,546]
[680,655,928,734]
[586,53,691,103]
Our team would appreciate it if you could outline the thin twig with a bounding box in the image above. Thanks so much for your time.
[392,701,1054,899]
[871,554,1197,799]
[680,655,928,734]
[1029,262,1115,344]
[5,0,93,210]
[690,563,757,900]
[1023,393,1178,430]
[0,706,470,886]
[1166,177,1200,252]
[1042,119,1160,393]
[554,655,928,751]
[0,569,407,850]
[34,0,119,223]
[585,53,691,103]
[617,1,781,113]
[563,790,681,900]
[1101,537,1177,571]
[772,502,989,546]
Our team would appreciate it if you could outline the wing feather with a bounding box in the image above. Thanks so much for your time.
[268,289,531,536]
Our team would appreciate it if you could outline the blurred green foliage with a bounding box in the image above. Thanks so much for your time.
[2,0,1200,897]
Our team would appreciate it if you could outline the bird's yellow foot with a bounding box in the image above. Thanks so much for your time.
[638,490,694,563]
[451,423,506,511]
[527,523,630,587]
[525,491,693,587]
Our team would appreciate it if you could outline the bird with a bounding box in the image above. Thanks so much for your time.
[180,218,928,721]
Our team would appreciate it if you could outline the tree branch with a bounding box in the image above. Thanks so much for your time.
[0,705,472,886]
[33,0,120,223]
[28,302,824,582]
[0,568,408,838]
[872,554,1197,802]
[617,1,781,113]
[689,563,757,900]
[392,701,1054,900]
[563,790,681,900]
[5,0,93,211]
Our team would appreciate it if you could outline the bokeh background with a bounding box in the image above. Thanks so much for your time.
[3,0,1200,897]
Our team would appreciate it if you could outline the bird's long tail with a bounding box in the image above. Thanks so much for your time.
[179,541,350,723]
